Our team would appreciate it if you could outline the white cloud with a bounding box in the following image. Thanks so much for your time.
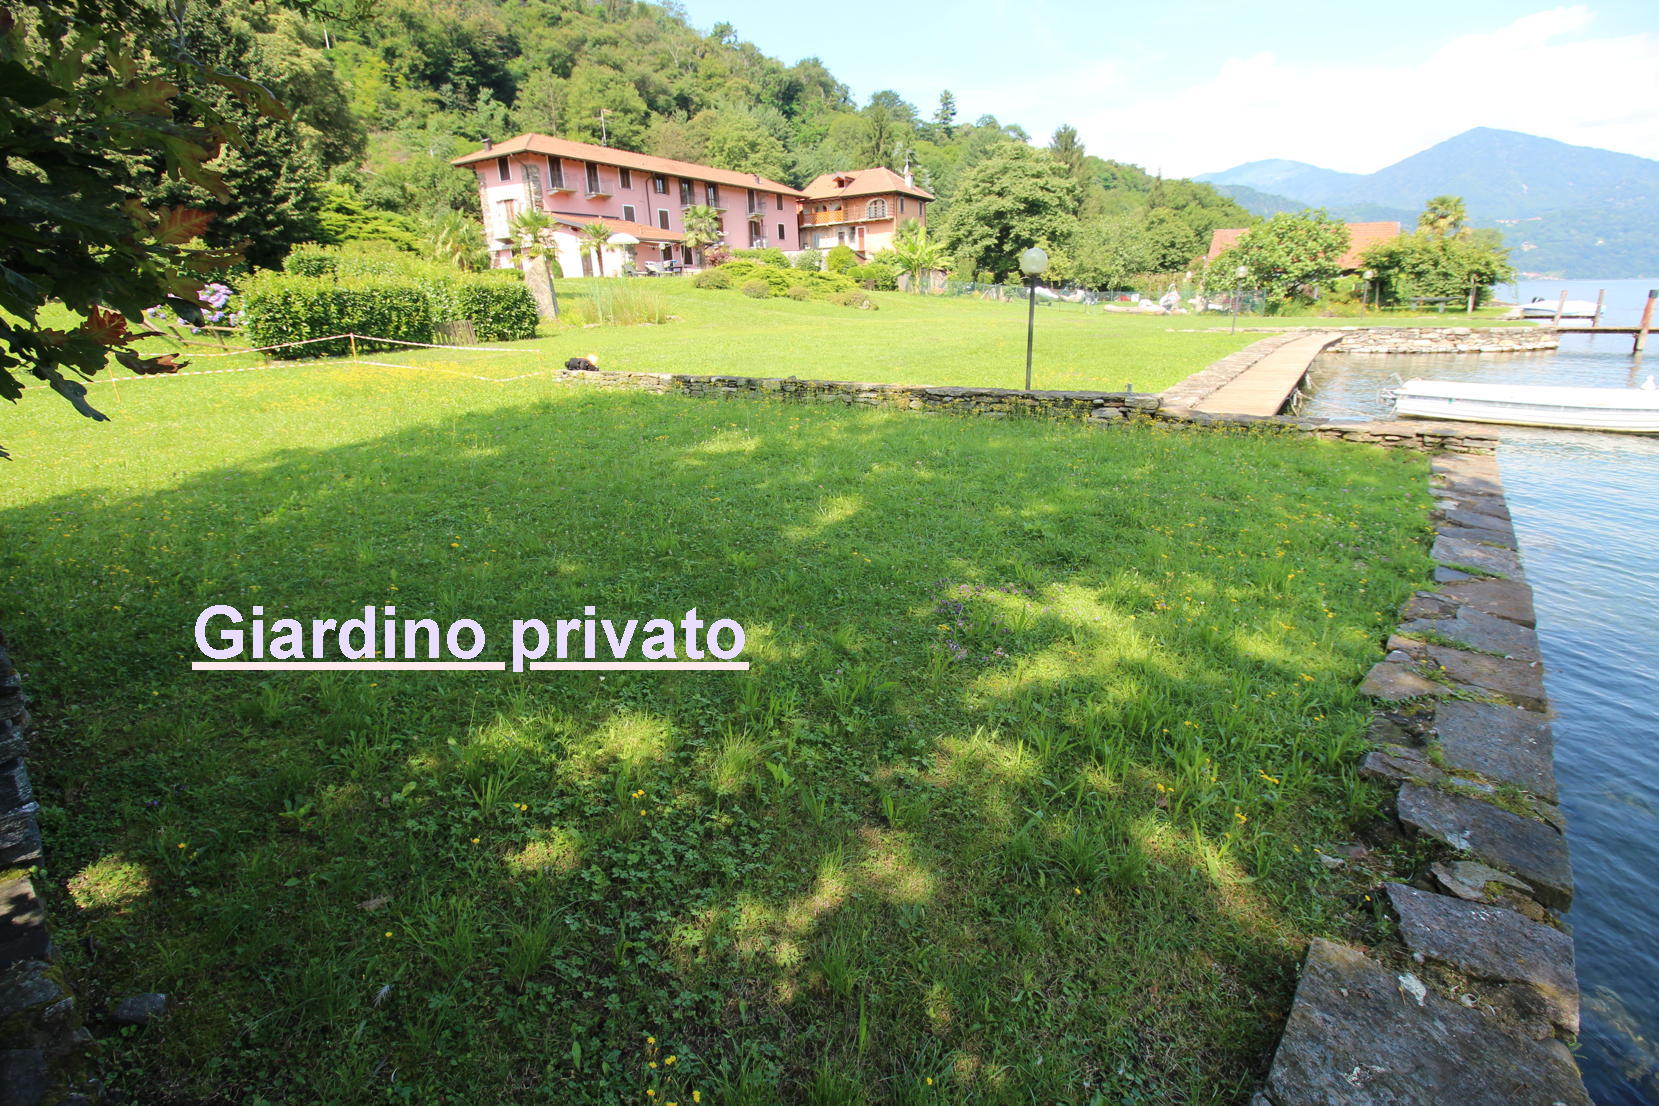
[1064,6,1659,178]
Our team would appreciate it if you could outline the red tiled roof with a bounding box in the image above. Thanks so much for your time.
[547,213,684,243]
[453,133,803,198]
[801,167,935,202]
[1206,221,1401,271]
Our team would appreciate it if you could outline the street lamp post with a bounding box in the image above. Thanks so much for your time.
[1231,265,1248,334]
[1019,247,1049,391]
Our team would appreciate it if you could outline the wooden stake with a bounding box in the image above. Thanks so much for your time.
[1635,290,1656,355]
[1594,288,1606,328]
[349,333,358,362]
[1553,289,1568,326]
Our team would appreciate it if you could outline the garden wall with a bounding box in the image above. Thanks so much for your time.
[551,367,1499,453]
[1327,327,1559,354]
[0,632,103,1105]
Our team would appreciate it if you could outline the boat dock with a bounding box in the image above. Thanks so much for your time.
[1191,332,1341,416]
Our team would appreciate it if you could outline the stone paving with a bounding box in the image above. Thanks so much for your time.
[1256,450,1591,1105]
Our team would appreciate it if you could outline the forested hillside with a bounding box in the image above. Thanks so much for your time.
[167,0,1251,282]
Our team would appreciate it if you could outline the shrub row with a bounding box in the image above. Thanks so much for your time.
[693,261,862,299]
[243,269,538,357]
[241,276,436,358]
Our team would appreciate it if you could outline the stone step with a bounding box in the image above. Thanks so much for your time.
[1261,938,1590,1106]
[1385,882,1578,1036]
[1396,784,1572,909]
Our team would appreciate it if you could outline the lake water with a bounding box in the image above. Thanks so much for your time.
[1505,277,1658,328]
[1304,333,1659,1105]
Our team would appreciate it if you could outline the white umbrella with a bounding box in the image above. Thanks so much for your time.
[607,232,640,245]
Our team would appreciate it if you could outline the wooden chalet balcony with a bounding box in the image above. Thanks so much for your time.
[804,208,848,225]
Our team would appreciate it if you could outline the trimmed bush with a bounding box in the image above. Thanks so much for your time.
[826,244,858,274]
[242,275,435,358]
[732,247,787,267]
[829,290,876,310]
[692,268,733,290]
[454,279,538,341]
[741,279,771,299]
[792,270,858,295]
[785,286,811,301]
[849,262,898,291]
[719,262,793,295]
[792,249,823,271]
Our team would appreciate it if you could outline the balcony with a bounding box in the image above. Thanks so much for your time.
[804,208,847,226]
[746,207,766,220]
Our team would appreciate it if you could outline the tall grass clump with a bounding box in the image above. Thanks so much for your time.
[562,279,668,327]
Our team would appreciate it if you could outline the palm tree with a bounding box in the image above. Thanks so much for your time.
[578,222,614,276]
[889,222,948,291]
[1418,195,1468,238]
[426,210,487,272]
[679,205,723,264]
[508,209,561,319]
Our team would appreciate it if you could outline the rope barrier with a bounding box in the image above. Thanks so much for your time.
[22,333,557,388]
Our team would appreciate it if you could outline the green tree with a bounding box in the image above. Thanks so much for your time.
[679,205,724,258]
[1049,125,1085,185]
[562,64,649,148]
[931,90,957,140]
[1215,210,1350,306]
[888,222,948,289]
[1141,208,1204,273]
[1418,195,1468,238]
[578,222,614,275]
[1362,228,1513,307]
[938,143,1081,280]
[141,5,361,269]
[1,0,284,450]
[1069,216,1153,291]
[701,111,789,180]
[427,210,489,271]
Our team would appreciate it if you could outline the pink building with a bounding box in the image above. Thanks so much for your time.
[452,134,805,275]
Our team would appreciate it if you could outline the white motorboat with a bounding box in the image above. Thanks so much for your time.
[1518,297,1602,320]
[1392,377,1659,433]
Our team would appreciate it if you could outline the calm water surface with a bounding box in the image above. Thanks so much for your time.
[1305,333,1659,1105]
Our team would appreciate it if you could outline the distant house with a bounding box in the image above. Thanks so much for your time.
[1205,221,1402,273]
[450,133,805,274]
[798,168,935,258]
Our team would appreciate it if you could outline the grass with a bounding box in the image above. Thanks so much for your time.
[0,353,1435,1104]
[50,277,1531,400]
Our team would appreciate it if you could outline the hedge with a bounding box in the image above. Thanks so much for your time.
[242,272,537,357]
[242,275,435,358]
[454,280,538,342]
[691,268,732,290]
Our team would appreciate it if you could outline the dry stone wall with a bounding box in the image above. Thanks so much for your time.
[552,366,1498,453]
[0,633,104,1106]
[1328,327,1559,354]
[1255,452,1590,1106]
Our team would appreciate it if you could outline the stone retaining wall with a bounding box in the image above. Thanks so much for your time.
[0,632,102,1105]
[553,365,1498,454]
[1328,327,1559,354]
[1255,452,1591,1106]
[557,368,1161,421]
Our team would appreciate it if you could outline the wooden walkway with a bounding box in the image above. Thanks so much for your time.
[1191,332,1341,416]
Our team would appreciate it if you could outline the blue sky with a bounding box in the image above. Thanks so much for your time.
[675,1,1659,177]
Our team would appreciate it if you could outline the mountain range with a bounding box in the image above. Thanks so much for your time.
[1196,128,1659,279]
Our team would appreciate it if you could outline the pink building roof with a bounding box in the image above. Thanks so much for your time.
[801,168,935,202]
[452,134,804,198]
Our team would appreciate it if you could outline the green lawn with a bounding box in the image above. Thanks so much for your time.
[57,278,1526,402]
[0,359,1433,1104]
